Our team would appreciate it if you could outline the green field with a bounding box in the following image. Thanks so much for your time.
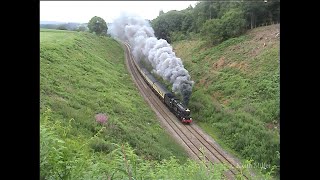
[172,24,280,176]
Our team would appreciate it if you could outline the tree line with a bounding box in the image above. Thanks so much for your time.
[151,0,280,44]
[40,23,89,32]
[41,16,109,36]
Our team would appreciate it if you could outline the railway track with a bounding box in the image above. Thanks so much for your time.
[120,41,251,180]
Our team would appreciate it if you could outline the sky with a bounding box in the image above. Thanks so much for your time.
[40,1,199,24]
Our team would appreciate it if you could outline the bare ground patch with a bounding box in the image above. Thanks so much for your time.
[228,24,280,58]
[212,56,226,70]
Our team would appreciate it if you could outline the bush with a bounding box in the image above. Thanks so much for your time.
[201,8,246,44]
[88,16,108,36]
[89,137,115,153]
[170,31,187,42]
[57,24,68,30]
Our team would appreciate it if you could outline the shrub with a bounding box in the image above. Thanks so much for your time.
[95,113,108,124]
[200,8,246,44]
[170,31,187,42]
[89,137,114,153]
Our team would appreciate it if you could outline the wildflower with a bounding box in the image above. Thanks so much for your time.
[95,113,108,124]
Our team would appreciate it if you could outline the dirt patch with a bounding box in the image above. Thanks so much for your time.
[229,45,241,51]
[227,24,280,58]
[199,78,205,85]
[228,61,249,71]
[248,24,280,56]
[212,56,226,70]
[199,77,207,87]
[222,99,230,106]
[211,92,222,101]
[204,55,212,62]
[265,122,280,130]
[250,24,280,42]
[198,75,211,89]
[229,62,237,68]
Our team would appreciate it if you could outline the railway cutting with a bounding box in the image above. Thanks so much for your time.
[119,40,253,180]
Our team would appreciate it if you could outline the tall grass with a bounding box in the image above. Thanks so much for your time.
[40,29,188,169]
[172,25,280,177]
[41,108,274,179]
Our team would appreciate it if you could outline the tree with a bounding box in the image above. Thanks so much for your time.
[181,13,194,33]
[152,10,185,42]
[241,1,266,29]
[159,10,164,16]
[152,17,170,42]
[57,24,67,30]
[201,19,223,44]
[265,0,280,24]
[76,25,87,32]
[201,8,246,44]
[88,16,107,35]
[220,8,246,39]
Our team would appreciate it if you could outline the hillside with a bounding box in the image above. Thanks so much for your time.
[40,29,191,178]
[172,24,280,175]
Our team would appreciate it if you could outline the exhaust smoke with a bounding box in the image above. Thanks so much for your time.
[108,13,194,105]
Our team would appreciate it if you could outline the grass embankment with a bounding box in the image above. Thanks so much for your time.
[40,29,192,179]
[172,24,280,176]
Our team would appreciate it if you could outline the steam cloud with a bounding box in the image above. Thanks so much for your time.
[108,13,194,105]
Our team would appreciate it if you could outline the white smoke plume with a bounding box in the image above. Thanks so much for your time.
[108,13,194,105]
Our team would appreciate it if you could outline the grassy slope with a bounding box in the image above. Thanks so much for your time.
[40,28,188,162]
[172,25,280,174]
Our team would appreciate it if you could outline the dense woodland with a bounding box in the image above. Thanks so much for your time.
[151,0,280,44]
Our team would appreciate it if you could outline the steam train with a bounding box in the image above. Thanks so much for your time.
[125,42,193,124]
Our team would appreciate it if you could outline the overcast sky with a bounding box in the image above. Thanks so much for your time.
[40,1,199,23]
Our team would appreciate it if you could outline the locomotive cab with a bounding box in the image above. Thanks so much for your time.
[181,108,192,123]
[164,93,192,124]
[185,108,190,116]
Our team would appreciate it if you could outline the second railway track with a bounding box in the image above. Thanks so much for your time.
[121,41,251,180]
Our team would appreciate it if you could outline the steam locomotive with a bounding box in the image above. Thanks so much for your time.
[128,43,192,124]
